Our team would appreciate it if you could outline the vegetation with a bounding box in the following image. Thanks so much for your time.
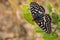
[21,0,60,40]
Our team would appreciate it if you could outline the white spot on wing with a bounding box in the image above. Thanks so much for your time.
[43,16,46,22]
[32,11,36,13]
[32,14,34,15]
[38,11,42,14]
[41,22,42,24]
[36,7,38,9]
[32,11,35,13]
[44,29,46,31]
[35,9,38,11]
[48,17,50,21]
[31,9,34,10]
[38,23,40,25]
[41,25,43,27]
[40,7,42,9]
[40,7,44,12]
[46,31,48,33]
[34,11,36,13]
[42,27,45,29]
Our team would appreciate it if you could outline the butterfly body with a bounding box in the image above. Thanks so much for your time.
[30,2,51,34]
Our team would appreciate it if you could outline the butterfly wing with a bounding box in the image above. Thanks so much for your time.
[30,2,45,13]
[30,2,45,18]
[44,14,51,33]
[30,2,51,34]
[35,14,51,34]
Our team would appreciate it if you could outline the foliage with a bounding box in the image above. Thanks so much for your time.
[20,0,60,40]
[43,33,58,40]
[20,4,34,25]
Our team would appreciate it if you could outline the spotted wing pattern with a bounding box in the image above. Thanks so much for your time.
[30,2,51,33]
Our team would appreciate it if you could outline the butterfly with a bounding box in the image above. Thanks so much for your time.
[30,2,51,34]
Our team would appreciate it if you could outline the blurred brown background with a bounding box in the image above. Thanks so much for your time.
[0,0,60,40]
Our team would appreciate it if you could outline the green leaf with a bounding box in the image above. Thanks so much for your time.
[21,5,27,11]
[23,8,34,25]
[46,1,52,13]
[35,26,44,33]
[51,12,60,26]
[58,22,60,26]
[20,4,34,25]
[52,13,59,24]
[43,33,58,40]
[57,15,60,26]
[57,7,60,12]
[28,0,32,3]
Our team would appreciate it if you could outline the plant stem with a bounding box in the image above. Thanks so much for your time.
[52,25,58,34]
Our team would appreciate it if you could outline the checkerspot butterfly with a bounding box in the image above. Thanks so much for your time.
[30,2,51,34]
